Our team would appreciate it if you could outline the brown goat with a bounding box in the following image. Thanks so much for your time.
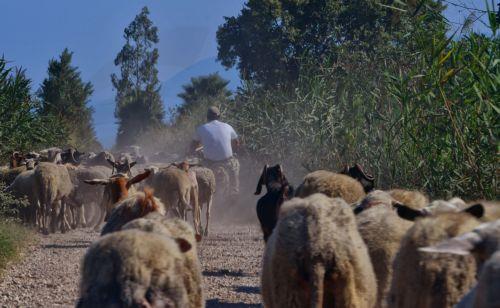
[84,169,151,231]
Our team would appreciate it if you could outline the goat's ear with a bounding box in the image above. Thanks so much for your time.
[462,203,484,219]
[106,158,117,167]
[254,165,268,195]
[394,203,425,221]
[175,237,192,253]
[84,179,110,185]
[127,169,151,188]
[129,161,137,168]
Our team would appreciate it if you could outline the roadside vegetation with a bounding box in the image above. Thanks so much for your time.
[160,0,498,200]
[0,183,32,273]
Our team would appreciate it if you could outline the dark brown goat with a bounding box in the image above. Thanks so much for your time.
[341,163,375,193]
[255,164,294,242]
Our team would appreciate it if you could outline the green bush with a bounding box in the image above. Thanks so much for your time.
[0,220,31,272]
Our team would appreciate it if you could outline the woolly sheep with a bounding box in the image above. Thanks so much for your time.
[77,228,192,307]
[262,194,377,308]
[123,213,205,308]
[387,189,428,210]
[388,203,485,308]
[6,170,39,225]
[0,165,27,186]
[295,170,365,204]
[100,189,166,236]
[34,162,74,233]
[190,166,215,236]
[66,165,112,228]
[354,190,413,307]
[419,219,500,308]
[146,166,201,236]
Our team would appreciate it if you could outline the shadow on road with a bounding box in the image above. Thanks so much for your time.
[42,243,90,249]
[206,299,260,307]
[234,286,260,294]
[203,269,247,277]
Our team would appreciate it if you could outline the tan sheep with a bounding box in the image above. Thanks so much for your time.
[34,162,74,233]
[100,189,166,236]
[66,165,112,228]
[388,203,485,308]
[123,213,204,308]
[77,228,192,307]
[295,170,366,204]
[190,166,216,236]
[387,189,428,210]
[262,194,377,308]
[146,166,201,236]
[354,190,413,308]
[6,170,39,226]
[419,219,500,308]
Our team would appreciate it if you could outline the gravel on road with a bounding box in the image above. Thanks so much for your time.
[0,224,264,307]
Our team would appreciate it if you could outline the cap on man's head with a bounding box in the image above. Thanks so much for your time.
[207,106,220,120]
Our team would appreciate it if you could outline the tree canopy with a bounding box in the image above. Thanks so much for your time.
[176,73,232,118]
[0,58,65,159]
[112,6,165,148]
[38,48,101,151]
[217,0,444,87]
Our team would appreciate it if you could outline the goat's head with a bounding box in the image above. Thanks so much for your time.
[340,163,375,193]
[107,157,137,176]
[255,164,288,195]
[10,151,24,168]
[61,148,85,165]
[25,158,37,170]
[84,169,151,204]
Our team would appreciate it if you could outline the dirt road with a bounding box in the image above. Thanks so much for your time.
[0,224,263,307]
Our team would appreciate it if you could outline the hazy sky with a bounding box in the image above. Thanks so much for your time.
[0,0,492,147]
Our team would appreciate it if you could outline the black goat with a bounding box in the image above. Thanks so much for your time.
[341,163,375,193]
[255,164,294,242]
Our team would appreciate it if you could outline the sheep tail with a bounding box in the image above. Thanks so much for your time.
[310,263,325,308]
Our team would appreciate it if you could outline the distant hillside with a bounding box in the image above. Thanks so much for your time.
[90,56,240,148]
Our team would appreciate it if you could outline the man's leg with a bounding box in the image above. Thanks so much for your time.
[226,157,240,197]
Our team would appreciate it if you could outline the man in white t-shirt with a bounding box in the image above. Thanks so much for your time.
[192,106,240,197]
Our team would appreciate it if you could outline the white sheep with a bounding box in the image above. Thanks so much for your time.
[295,170,366,204]
[77,228,192,307]
[262,194,377,308]
[388,203,485,308]
[123,213,205,308]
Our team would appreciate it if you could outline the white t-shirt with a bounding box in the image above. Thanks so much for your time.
[195,120,238,161]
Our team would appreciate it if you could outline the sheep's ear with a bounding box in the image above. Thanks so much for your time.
[127,170,151,188]
[84,179,110,185]
[254,165,268,195]
[418,231,481,255]
[175,238,192,253]
[353,205,364,215]
[129,161,137,168]
[462,203,484,219]
[394,203,425,221]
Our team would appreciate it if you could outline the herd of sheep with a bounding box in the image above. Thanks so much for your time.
[1,148,499,307]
